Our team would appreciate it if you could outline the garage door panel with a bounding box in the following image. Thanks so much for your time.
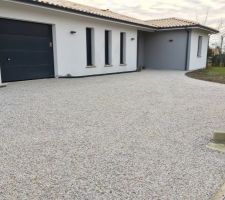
[1,51,53,66]
[0,18,51,37]
[2,65,54,82]
[0,18,54,82]
[0,36,51,51]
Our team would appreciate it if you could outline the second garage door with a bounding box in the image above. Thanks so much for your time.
[0,18,54,82]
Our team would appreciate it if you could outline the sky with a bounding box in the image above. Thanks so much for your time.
[69,0,225,47]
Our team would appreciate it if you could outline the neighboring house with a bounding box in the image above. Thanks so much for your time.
[0,0,218,83]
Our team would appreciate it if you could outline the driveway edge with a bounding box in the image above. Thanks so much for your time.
[212,182,225,200]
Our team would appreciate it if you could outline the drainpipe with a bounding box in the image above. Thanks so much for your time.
[185,29,191,71]
[136,30,140,71]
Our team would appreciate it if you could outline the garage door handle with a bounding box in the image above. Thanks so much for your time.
[7,58,11,61]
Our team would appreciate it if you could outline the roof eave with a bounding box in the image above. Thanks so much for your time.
[10,0,156,30]
[192,25,219,34]
[155,25,218,34]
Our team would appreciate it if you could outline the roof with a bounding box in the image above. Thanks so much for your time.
[146,18,218,33]
[12,0,218,33]
[15,0,155,29]
[146,18,197,28]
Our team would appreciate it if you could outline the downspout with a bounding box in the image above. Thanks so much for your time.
[185,29,191,71]
[136,30,140,71]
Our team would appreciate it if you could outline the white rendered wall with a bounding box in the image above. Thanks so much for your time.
[0,1,138,78]
[188,30,209,70]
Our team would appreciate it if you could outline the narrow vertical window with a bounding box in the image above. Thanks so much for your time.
[120,32,126,64]
[86,28,94,66]
[197,36,203,57]
[105,30,112,65]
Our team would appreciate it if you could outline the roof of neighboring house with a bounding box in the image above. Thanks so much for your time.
[146,18,218,33]
[12,0,219,33]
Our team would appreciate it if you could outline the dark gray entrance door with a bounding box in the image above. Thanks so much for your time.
[0,18,54,82]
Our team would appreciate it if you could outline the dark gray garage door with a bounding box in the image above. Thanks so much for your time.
[0,18,54,82]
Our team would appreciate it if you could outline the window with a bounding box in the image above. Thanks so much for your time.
[86,28,94,66]
[120,32,126,64]
[197,36,203,57]
[105,30,112,65]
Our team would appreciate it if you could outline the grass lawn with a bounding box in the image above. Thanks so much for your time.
[186,67,225,84]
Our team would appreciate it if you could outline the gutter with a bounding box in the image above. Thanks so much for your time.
[154,25,218,34]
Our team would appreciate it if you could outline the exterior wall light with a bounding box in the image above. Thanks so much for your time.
[131,38,135,41]
[70,31,76,34]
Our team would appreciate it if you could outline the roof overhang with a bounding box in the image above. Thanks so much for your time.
[3,0,219,34]
[7,0,156,31]
[154,25,219,34]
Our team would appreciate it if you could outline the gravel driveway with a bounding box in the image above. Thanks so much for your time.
[0,70,225,200]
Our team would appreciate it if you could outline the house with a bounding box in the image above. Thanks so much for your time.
[0,0,218,84]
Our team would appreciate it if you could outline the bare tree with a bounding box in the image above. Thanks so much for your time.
[195,8,211,68]
[216,19,225,67]
[203,7,209,25]
[195,7,209,25]
[195,9,225,67]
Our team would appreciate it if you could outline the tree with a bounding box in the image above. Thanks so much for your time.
[216,19,225,67]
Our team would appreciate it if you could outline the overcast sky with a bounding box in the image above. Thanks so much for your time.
[69,0,225,46]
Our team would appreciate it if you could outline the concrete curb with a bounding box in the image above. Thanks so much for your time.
[212,183,225,200]
[206,143,225,153]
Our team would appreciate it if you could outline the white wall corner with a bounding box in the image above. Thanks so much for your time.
[188,29,209,70]
[52,25,59,77]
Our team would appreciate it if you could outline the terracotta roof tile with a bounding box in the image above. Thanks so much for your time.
[31,0,154,28]
[146,17,198,28]
[14,0,218,33]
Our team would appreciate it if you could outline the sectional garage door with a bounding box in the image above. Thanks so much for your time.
[0,19,54,82]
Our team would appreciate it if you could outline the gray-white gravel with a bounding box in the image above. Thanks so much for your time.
[0,70,225,200]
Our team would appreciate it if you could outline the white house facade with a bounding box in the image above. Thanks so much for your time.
[188,30,210,70]
[0,0,218,84]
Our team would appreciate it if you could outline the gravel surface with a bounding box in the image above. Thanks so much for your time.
[0,70,225,200]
